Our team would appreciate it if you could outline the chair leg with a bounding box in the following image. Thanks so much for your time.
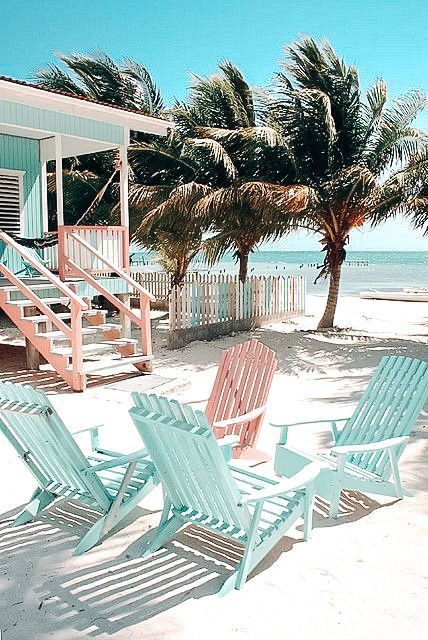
[141,515,183,558]
[329,455,346,519]
[13,488,56,526]
[329,487,341,519]
[235,502,263,590]
[303,481,315,541]
[74,476,157,556]
[388,449,404,499]
[219,569,240,596]
[74,497,139,556]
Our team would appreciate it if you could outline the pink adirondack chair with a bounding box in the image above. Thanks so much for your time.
[186,339,277,462]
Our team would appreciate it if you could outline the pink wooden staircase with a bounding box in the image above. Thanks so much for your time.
[0,232,154,391]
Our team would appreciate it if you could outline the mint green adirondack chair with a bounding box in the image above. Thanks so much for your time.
[129,392,320,595]
[0,381,158,555]
[273,356,428,518]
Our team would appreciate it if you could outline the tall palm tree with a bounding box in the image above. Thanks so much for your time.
[262,37,427,327]
[172,61,307,280]
[196,181,309,281]
[127,128,237,282]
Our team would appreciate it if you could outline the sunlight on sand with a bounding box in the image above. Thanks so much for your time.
[0,294,427,639]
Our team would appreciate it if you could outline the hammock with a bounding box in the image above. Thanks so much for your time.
[6,232,58,249]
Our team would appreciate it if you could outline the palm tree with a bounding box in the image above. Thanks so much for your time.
[196,182,309,281]
[130,182,212,285]
[35,52,164,227]
[127,127,239,282]
[262,37,427,327]
[172,61,308,280]
[403,151,428,235]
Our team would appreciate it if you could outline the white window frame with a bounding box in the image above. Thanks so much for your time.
[0,168,25,235]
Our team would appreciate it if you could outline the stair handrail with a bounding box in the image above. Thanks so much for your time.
[68,232,155,302]
[66,257,142,328]
[65,257,152,357]
[0,260,72,338]
[0,232,88,310]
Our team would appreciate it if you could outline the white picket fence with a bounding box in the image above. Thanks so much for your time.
[169,274,306,331]
[132,270,203,300]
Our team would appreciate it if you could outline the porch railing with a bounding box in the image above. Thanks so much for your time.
[58,225,129,279]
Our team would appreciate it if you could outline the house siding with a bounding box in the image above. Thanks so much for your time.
[0,99,125,145]
[0,134,42,273]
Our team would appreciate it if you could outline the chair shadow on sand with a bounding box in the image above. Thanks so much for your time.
[1,496,300,636]
[0,486,401,637]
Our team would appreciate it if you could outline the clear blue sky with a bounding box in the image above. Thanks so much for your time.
[1,0,427,251]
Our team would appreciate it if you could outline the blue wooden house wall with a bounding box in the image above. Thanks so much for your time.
[0,134,42,273]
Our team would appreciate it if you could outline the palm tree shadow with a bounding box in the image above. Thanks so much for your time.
[33,523,301,636]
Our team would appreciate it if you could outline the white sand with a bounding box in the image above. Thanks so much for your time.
[0,294,427,639]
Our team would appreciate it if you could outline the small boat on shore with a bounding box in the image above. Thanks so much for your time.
[360,289,428,302]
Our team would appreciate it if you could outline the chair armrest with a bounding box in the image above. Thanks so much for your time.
[217,435,240,448]
[270,418,349,429]
[240,462,321,504]
[217,435,240,462]
[213,406,266,430]
[72,424,104,449]
[270,418,350,445]
[72,424,104,435]
[332,436,409,456]
[84,448,149,474]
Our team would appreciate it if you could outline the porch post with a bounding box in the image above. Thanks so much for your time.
[119,137,130,269]
[41,162,49,233]
[119,129,131,337]
[119,128,130,231]
[55,135,64,227]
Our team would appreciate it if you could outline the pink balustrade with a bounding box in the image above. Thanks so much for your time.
[58,226,129,279]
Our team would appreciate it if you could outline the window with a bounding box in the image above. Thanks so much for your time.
[0,170,23,235]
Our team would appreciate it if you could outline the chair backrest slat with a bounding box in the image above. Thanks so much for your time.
[0,382,110,508]
[337,356,428,476]
[130,393,251,531]
[205,339,277,448]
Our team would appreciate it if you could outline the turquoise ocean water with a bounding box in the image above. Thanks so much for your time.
[132,250,428,296]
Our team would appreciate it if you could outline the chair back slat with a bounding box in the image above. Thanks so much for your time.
[205,339,277,448]
[0,382,110,507]
[130,393,251,531]
[337,356,428,476]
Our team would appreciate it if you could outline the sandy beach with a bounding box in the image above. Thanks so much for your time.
[0,294,427,640]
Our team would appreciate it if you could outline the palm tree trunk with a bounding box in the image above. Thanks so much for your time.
[317,261,342,329]
[238,251,249,282]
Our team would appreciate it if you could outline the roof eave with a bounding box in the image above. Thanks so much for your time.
[0,78,174,137]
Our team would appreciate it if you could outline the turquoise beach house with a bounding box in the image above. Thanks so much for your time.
[0,76,172,390]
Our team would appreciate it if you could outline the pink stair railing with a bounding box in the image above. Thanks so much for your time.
[58,227,154,359]
[0,231,88,390]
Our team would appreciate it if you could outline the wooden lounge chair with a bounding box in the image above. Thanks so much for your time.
[185,339,277,462]
[129,392,320,595]
[0,381,158,555]
[272,356,428,518]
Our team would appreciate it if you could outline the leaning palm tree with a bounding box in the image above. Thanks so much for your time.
[173,61,306,280]
[131,182,212,285]
[196,182,309,280]
[128,127,243,282]
[263,37,428,327]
